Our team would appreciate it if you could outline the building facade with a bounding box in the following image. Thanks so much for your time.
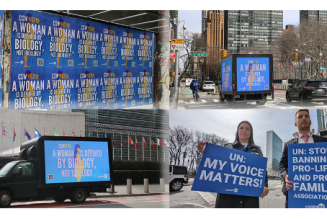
[204,10,224,80]
[300,10,327,25]
[266,130,283,177]
[73,109,169,162]
[224,10,283,54]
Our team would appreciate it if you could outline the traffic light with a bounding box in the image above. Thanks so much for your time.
[295,53,298,60]
[292,53,295,59]
[323,72,325,76]
[223,50,227,58]
[220,49,224,58]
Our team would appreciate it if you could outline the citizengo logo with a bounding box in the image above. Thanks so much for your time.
[305,203,325,208]
[225,188,238,193]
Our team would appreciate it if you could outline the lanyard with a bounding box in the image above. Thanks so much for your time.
[240,142,250,152]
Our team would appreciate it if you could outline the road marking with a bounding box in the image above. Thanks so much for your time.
[213,99,219,102]
[189,100,195,103]
[201,99,207,103]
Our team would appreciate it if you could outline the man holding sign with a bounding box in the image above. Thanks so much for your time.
[195,121,269,208]
[279,109,327,208]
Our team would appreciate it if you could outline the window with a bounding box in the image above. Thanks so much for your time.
[14,162,34,176]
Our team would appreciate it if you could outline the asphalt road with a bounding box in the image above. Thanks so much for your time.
[177,86,327,109]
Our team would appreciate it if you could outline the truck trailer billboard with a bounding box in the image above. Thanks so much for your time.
[221,58,232,92]
[10,10,154,109]
[44,140,110,184]
[236,57,270,92]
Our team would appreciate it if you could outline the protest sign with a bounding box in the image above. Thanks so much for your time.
[288,142,327,208]
[191,143,267,197]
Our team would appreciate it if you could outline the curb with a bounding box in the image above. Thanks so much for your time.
[91,192,168,198]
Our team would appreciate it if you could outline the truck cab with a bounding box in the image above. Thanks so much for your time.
[169,165,188,192]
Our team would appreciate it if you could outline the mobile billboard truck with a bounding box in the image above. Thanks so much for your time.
[219,54,274,105]
[0,136,113,207]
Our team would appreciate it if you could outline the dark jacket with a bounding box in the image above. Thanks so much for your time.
[279,135,327,197]
[215,142,268,208]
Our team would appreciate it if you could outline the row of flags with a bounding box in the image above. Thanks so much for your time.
[2,124,168,149]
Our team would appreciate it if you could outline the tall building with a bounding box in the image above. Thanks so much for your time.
[317,109,327,133]
[201,10,208,39]
[266,130,283,177]
[224,10,283,54]
[300,10,327,25]
[73,109,169,162]
[204,10,224,80]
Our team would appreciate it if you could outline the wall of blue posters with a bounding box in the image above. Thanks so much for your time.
[288,143,327,208]
[236,57,270,92]
[221,58,232,92]
[10,10,154,109]
[191,144,267,197]
[0,10,3,109]
[44,140,110,184]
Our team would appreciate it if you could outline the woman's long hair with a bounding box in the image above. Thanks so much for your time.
[232,120,255,145]
[74,144,81,159]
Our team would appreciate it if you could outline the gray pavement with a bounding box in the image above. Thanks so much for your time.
[170,179,286,208]
[93,183,169,198]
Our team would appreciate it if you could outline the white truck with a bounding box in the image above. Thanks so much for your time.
[169,165,188,191]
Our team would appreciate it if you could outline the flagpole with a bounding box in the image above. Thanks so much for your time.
[12,123,14,156]
[163,138,165,162]
[142,135,144,161]
[44,125,46,136]
[121,133,122,160]
[135,134,137,161]
[1,121,3,155]
[128,133,130,161]
[149,136,151,161]
[111,132,114,160]
[157,136,159,161]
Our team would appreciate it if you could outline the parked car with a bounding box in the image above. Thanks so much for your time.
[169,165,188,192]
[286,79,327,104]
[202,81,215,92]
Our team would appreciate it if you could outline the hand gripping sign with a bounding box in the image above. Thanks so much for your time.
[192,144,267,197]
[288,142,327,208]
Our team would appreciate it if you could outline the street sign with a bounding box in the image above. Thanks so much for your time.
[171,39,183,44]
[191,53,207,57]
[171,38,184,51]
[170,53,176,58]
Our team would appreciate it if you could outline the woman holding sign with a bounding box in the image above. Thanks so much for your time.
[197,120,269,208]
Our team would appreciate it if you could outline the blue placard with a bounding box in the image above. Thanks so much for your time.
[44,140,110,184]
[236,57,270,92]
[288,143,327,208]
[221,58,232,91]
[10,10,154,109]
[191,144,267,197]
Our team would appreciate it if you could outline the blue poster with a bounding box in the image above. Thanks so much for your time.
[221,58,232,92]
[288,143,327,208]
[236,57,270,92]
[10,10,154,109]
[44,140,110,184]
[0,10,3,109]
[192,144,267,197]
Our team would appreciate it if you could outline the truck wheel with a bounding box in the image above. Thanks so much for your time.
[70,188,87,204]
[0,190,12,208]
[286,93,292,103]
[256,101,265,105]
[170,179,183,192]
[53,195,67,203]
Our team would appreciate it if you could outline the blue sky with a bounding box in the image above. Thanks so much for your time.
[179,10,300,34]
[169,109,320,157]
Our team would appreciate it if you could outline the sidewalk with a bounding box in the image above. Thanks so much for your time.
[93,184,169,198]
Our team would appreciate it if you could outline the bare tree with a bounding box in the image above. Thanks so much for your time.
[169,126,193,165]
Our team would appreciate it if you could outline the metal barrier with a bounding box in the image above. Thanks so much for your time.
[144,178,149,193]
[160,178,165,192]
[273,83,288,90]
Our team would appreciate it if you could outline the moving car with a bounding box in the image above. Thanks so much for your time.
[169,165,188,192]
[202,81,215,92]
[286,79,327,104]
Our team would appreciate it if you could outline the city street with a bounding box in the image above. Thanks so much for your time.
[10,195,169,208]
[177,85,327,109]
[170,179,285,208]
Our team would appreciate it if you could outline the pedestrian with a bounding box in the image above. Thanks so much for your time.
[279,109,327,208]
[197,120,269,208]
